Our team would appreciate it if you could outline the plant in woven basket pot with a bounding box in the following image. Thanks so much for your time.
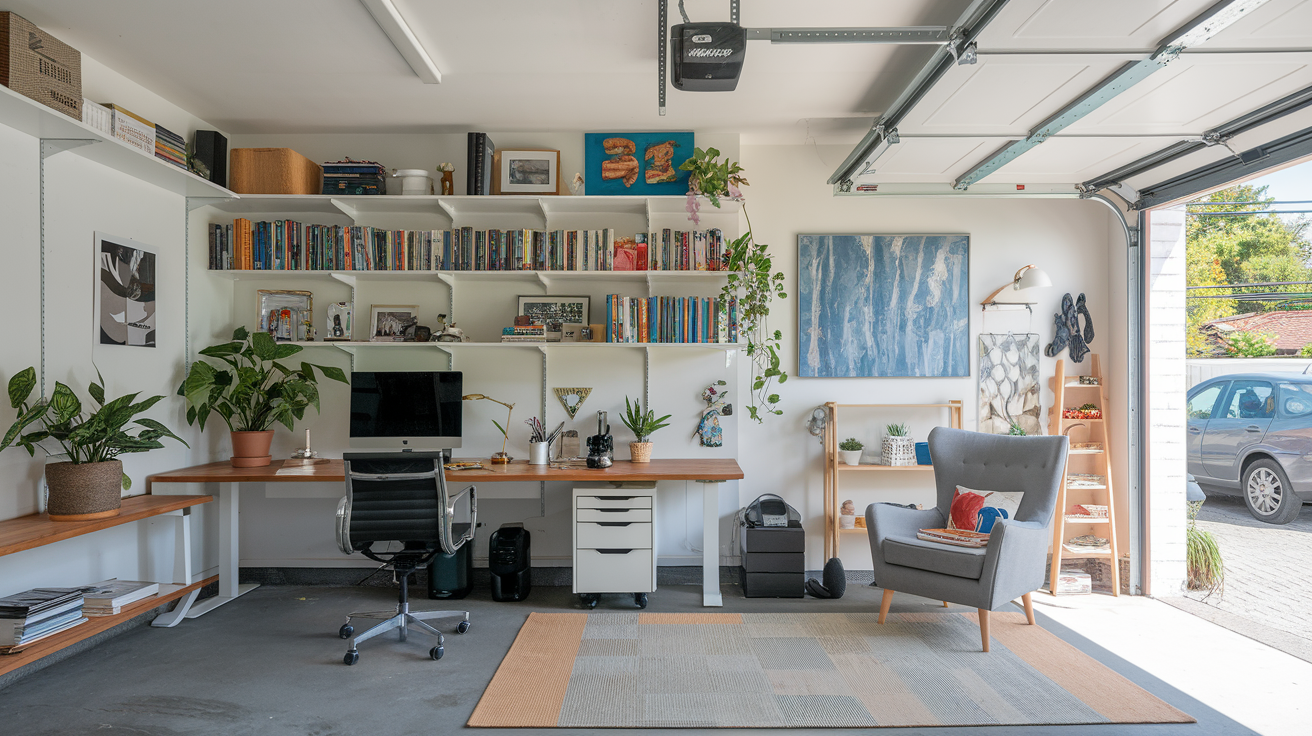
[620,397,671,464]
[838,437,863,466]
[881,423,916,466]
[1,366,188,521]
[179,327,347,467]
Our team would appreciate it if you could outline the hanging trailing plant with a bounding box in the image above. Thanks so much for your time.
[680,147,787,421]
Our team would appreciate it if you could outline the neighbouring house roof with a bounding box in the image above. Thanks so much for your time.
[1204,310,1312,354]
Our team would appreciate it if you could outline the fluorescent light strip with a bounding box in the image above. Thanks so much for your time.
[360,0,442,84]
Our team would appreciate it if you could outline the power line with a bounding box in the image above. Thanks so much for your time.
[1190,281,1312,290]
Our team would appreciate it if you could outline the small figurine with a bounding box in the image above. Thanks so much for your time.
[840,499,856,516]
[437,163,455,195]
[414,325,432,342]
[694,380,730,448]
[570,172,585,196]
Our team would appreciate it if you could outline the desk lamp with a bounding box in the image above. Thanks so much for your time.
[463,393,514,464]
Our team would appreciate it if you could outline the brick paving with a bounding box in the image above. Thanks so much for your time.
[1172,490,1312,660]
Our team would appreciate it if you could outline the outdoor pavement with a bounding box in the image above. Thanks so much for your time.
[1162,491,1312,663]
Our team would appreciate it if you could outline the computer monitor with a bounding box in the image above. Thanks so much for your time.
[349,371,463,451]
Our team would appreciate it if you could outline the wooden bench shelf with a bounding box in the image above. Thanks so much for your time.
[0,494,213,557]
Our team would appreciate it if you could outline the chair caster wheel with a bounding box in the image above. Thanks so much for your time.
[430,646,444,660]
[339,624,353,639]
[457,620,471,634]
[634,593,648,609]
[343,650,359,666]
[580,594,600,609]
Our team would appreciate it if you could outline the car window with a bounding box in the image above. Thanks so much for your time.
[1278,382,1312,417]
[1187,384,1224,420]
[1221,380,1275,419]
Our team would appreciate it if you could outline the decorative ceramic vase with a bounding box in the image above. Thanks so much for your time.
[45,460,123,521]
[630,441,653,463]
[231,430,274,468]
[528,441,549,465]
[839,514,856,529]
[839,450,862,466]
[882,436,916,466]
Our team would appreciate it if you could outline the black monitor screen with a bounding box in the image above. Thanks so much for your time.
[349,371,462,439]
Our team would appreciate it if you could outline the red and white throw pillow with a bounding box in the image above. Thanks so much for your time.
[947,486,1024,534]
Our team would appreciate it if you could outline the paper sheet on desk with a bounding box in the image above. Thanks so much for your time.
[276,460,331,476]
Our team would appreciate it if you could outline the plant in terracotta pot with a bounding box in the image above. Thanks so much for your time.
[620,397,670,464]
[180,327,347,467]
[838,438,863,466]
[1,366,188,520]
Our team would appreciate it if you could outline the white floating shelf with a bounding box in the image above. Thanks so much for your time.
[207,269,730,283]
[291,340,737,351]
[190,193,740,219]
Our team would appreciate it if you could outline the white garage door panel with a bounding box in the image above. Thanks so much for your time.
[868,137,997,180]
[1197,0,1312,49]
[987,137,1192,182]
[978,0,1216,51]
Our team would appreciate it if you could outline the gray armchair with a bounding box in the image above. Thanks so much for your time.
[865,427,1067,652]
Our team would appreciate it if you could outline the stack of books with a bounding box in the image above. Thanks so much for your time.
[466,132,495,194]
[105,104,156,156]
[0,588,87,652]
[322,160,386,195]
[1066,473,1107,489]
[916,528,990,548]
[501,325,549,343]
[81,99,112,135]
[604,294,736,344]
[80,580,160,617]
[154,124,187,170]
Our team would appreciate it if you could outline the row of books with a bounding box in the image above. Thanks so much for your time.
[323,159,386,196]
[0,581,159,650]
[80,101,187,171]
[155,124,186,171]
[604,295,737,344]
[209,220,728,273]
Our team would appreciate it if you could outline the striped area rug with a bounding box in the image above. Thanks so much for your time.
[468,611,1193,729]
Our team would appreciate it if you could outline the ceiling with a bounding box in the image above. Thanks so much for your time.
[12,0,1312,191]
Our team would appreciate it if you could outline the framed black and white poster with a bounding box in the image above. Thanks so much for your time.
[95,232,157,348]
[518,295,589,334]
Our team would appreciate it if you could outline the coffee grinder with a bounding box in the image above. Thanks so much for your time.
[586,410,613,468]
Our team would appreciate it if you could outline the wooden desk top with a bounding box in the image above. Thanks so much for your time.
[0,494,213,558]
[147,458,744,486]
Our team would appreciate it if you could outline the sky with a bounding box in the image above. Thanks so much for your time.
[1246,159,1312,222]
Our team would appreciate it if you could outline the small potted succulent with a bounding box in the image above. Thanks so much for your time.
[180,328,347,467]
[2,366,187,520]
[881,423,916,466]
[621,397,671,463]
[838,438,863,466]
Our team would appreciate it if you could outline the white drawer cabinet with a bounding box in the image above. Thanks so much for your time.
[573,486,656,607]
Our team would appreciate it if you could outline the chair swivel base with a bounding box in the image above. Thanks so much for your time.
[339,603,471,665]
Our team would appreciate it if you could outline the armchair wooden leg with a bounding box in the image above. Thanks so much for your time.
[942,601,949,608]
[878,589,894,624]
[978,609,990,653]
[1022,592,1035,625]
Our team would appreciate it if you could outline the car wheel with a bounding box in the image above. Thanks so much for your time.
[1242,459,1301,525]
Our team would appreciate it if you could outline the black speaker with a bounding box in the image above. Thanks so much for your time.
[192,130,227,187]
[427,542,473,600]
[489,524,531,602]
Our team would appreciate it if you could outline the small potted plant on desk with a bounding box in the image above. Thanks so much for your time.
[621,397,670,463]
[881,423,915,466]
[838,438,863,466]
[1,366,188,520]
[180,327,347,467]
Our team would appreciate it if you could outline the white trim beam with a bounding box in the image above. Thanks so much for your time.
[360,0,442,84]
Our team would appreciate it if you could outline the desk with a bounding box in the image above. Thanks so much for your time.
[148,458,743,613]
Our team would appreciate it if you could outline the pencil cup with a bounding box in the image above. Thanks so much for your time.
[529,442,549,465]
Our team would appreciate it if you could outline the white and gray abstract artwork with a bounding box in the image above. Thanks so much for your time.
[979,333,1041,435]
[97,237,156,348]
[797,234,969,377]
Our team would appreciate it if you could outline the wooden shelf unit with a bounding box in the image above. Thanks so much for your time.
[1047,355,1119,596]
[821,401,963,560]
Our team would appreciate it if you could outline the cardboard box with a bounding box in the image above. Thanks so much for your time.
[0,12,81,119]
[230,148,323,195]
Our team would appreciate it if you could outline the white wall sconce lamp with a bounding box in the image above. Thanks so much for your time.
[981,264,1051,312]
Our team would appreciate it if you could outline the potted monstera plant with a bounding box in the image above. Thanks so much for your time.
[1,366,187,520]
[180,328,347,467]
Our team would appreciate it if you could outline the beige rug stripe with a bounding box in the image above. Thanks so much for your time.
[467,612,587,727]
[964,612,1195,724]
[831,651,942,727]
[638,612,742,625]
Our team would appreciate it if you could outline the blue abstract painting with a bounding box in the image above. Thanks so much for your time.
[797,234,970,378]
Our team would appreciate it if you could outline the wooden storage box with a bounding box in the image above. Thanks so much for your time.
[0,12,81,119]
[229,148,322,195]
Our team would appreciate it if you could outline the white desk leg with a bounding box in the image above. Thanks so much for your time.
[152,507,196,628]
[185,481,259,618]
[699,480,724,607]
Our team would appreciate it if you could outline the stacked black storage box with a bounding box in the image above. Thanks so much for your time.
[739,520,804,597]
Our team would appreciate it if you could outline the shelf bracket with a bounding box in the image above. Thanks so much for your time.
[437,198,458,222]
[726,348,735,369]
[535,271,552,292]
[40,138,96,159]
[644,347,651,409]
[186,196,235,212]
[329,198,359,222]
[535,197,549,225]
[329,272,358,290]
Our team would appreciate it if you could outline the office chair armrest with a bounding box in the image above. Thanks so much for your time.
[440,484,477,555]
[335,496,353,555]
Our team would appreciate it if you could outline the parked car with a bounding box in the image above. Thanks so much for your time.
[1187,373,1312,524]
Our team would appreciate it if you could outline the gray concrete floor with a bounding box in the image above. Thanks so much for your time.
[0,582,1253,735]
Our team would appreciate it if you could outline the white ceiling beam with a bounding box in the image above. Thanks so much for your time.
[360,0,441,84]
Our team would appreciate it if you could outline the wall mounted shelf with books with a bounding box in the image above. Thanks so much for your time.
[291,340,738,352]
[208,268,731,289]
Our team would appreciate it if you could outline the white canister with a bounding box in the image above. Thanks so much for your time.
[528,441,549,465]
[392,169,433,196]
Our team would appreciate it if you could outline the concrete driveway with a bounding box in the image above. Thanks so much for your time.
[1164,491,1312,663]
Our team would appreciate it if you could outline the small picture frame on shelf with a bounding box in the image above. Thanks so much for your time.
[369,304,419,342]
[497,149,560,195]
[518,295,589,340]
[258,290,313,342]
[325,302,353,341]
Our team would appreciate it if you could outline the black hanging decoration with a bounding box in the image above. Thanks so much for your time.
[1044,293,1095,363]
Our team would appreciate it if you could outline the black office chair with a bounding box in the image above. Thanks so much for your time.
[334,452,476,665]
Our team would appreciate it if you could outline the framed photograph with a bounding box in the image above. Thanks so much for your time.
[585,132,693,195]
[497,149,560,195]
[518,295,589,338]
[369,304,420,342]
[95,231,157,348]
[258,290,313,342]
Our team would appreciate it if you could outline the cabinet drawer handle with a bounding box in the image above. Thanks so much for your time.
[595,508,630,513]
[596,549,633,555]
[597,522,632,527]
[597,496,634,501]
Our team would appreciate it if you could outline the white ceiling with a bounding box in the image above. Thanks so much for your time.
[11,0,1312,190]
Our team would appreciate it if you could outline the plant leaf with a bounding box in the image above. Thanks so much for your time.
[250,331,278,361]
[313,364,348,384]
[272,343,303,359]
[7,367,35,409]
[135,417,188,448]
[1,400,49,451]
[49,382,82,424]
[232,326,249,341]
